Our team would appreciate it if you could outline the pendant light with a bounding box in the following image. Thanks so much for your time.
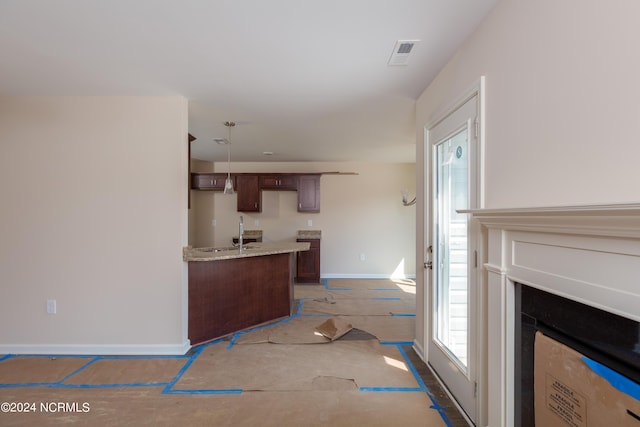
[215,121,236,195]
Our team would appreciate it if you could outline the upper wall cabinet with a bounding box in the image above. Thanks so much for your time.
[191,172,324,213]
[236,175,261,212]
[260,175,298,191]
[191,173,233,190]
[297,175,320,213]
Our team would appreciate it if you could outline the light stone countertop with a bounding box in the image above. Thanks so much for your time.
[296,230,321,239]
[183,241,310,262]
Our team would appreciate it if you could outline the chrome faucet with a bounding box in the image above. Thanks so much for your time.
[238,215,244,253]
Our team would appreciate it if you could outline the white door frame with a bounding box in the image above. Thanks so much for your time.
[422,76,486,426]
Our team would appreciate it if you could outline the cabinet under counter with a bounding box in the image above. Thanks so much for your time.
[184,242,309,345]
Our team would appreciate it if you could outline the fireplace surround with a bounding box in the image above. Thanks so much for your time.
[515,283,640,426]
[464,203,640,426]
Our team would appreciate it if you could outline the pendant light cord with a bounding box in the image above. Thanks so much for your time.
[227,123,232,178]
[223,121,236,195]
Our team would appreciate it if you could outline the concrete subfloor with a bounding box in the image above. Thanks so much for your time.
[0,279,469,426]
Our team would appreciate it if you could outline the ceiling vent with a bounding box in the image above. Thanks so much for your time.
[388,40,420,66]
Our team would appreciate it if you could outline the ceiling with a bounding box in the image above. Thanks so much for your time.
[0,0,497,163]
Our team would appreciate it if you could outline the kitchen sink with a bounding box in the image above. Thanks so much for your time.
[196,245,255,253]
[196,247,234,252]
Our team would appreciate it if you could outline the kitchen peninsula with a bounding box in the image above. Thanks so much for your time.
[183,242,310,345]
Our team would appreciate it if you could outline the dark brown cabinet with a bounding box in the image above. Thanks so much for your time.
[296,238,320,283]
[297,175,320,212]
[236,175,261,212]
[188,253,294,344]
[191,173,232,190]
[260,175,298,190]
[191,172,322,212]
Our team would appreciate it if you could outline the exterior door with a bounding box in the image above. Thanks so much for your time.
[426,93,480,423]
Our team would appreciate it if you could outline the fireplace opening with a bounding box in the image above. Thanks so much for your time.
[515,283,640,426]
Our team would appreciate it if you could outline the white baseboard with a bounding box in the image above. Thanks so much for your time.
[0,341,191,356]
[321,273,417,279]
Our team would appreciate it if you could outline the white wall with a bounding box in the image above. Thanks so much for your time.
[0,96,189,354]
[189,162,416,278]
[418,0,640,209]
[415,1,640,424]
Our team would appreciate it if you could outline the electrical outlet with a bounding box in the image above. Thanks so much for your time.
[254,220,260,226]
[307,219,313,227]
[211,219,216,227]
[359,253,366,261]
[47,299,56,314]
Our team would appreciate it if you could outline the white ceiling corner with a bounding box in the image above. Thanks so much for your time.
[0,0,498,163]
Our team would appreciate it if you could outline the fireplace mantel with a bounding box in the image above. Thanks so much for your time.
[464,203,640,427]
[461,202,640,238]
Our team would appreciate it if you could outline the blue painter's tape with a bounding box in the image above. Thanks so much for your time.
[323,278,351,290]
[227,333,241,349]
[190,338,225,354]
[431,406,455,427]
[391,313,416,317]
[295,298,309,316]
[0,354,14,362]
[164,388,243,395]
[380,341,414,346]
[396,345,428,393]
[57,382,170,389]
[164,359,196,391]
[57,356,102,384]
[373,297,401,301]
[396,344,452,427]
[582,356,640,401]
[360,387,423,392]
[162,347,209,394]
[227,315,296,349]
[0,382,58,388]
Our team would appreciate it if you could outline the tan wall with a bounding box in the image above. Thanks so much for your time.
[189,162,416,278]
[414,1,640,421]
[188,159,215,247]
[418,0,640,209]
[0,96,189,354]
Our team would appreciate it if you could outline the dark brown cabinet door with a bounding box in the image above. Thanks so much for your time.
[236,175,261,212]
[297,175,320,212]
[188,253,293,344]
[191,173,230,190]
[193,173,321,213]
[296,238,320,283]
[260,175,298,190]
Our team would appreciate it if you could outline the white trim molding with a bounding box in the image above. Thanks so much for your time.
[321,274,417,280]
[0,341,192,356]
[464,203,640,427]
